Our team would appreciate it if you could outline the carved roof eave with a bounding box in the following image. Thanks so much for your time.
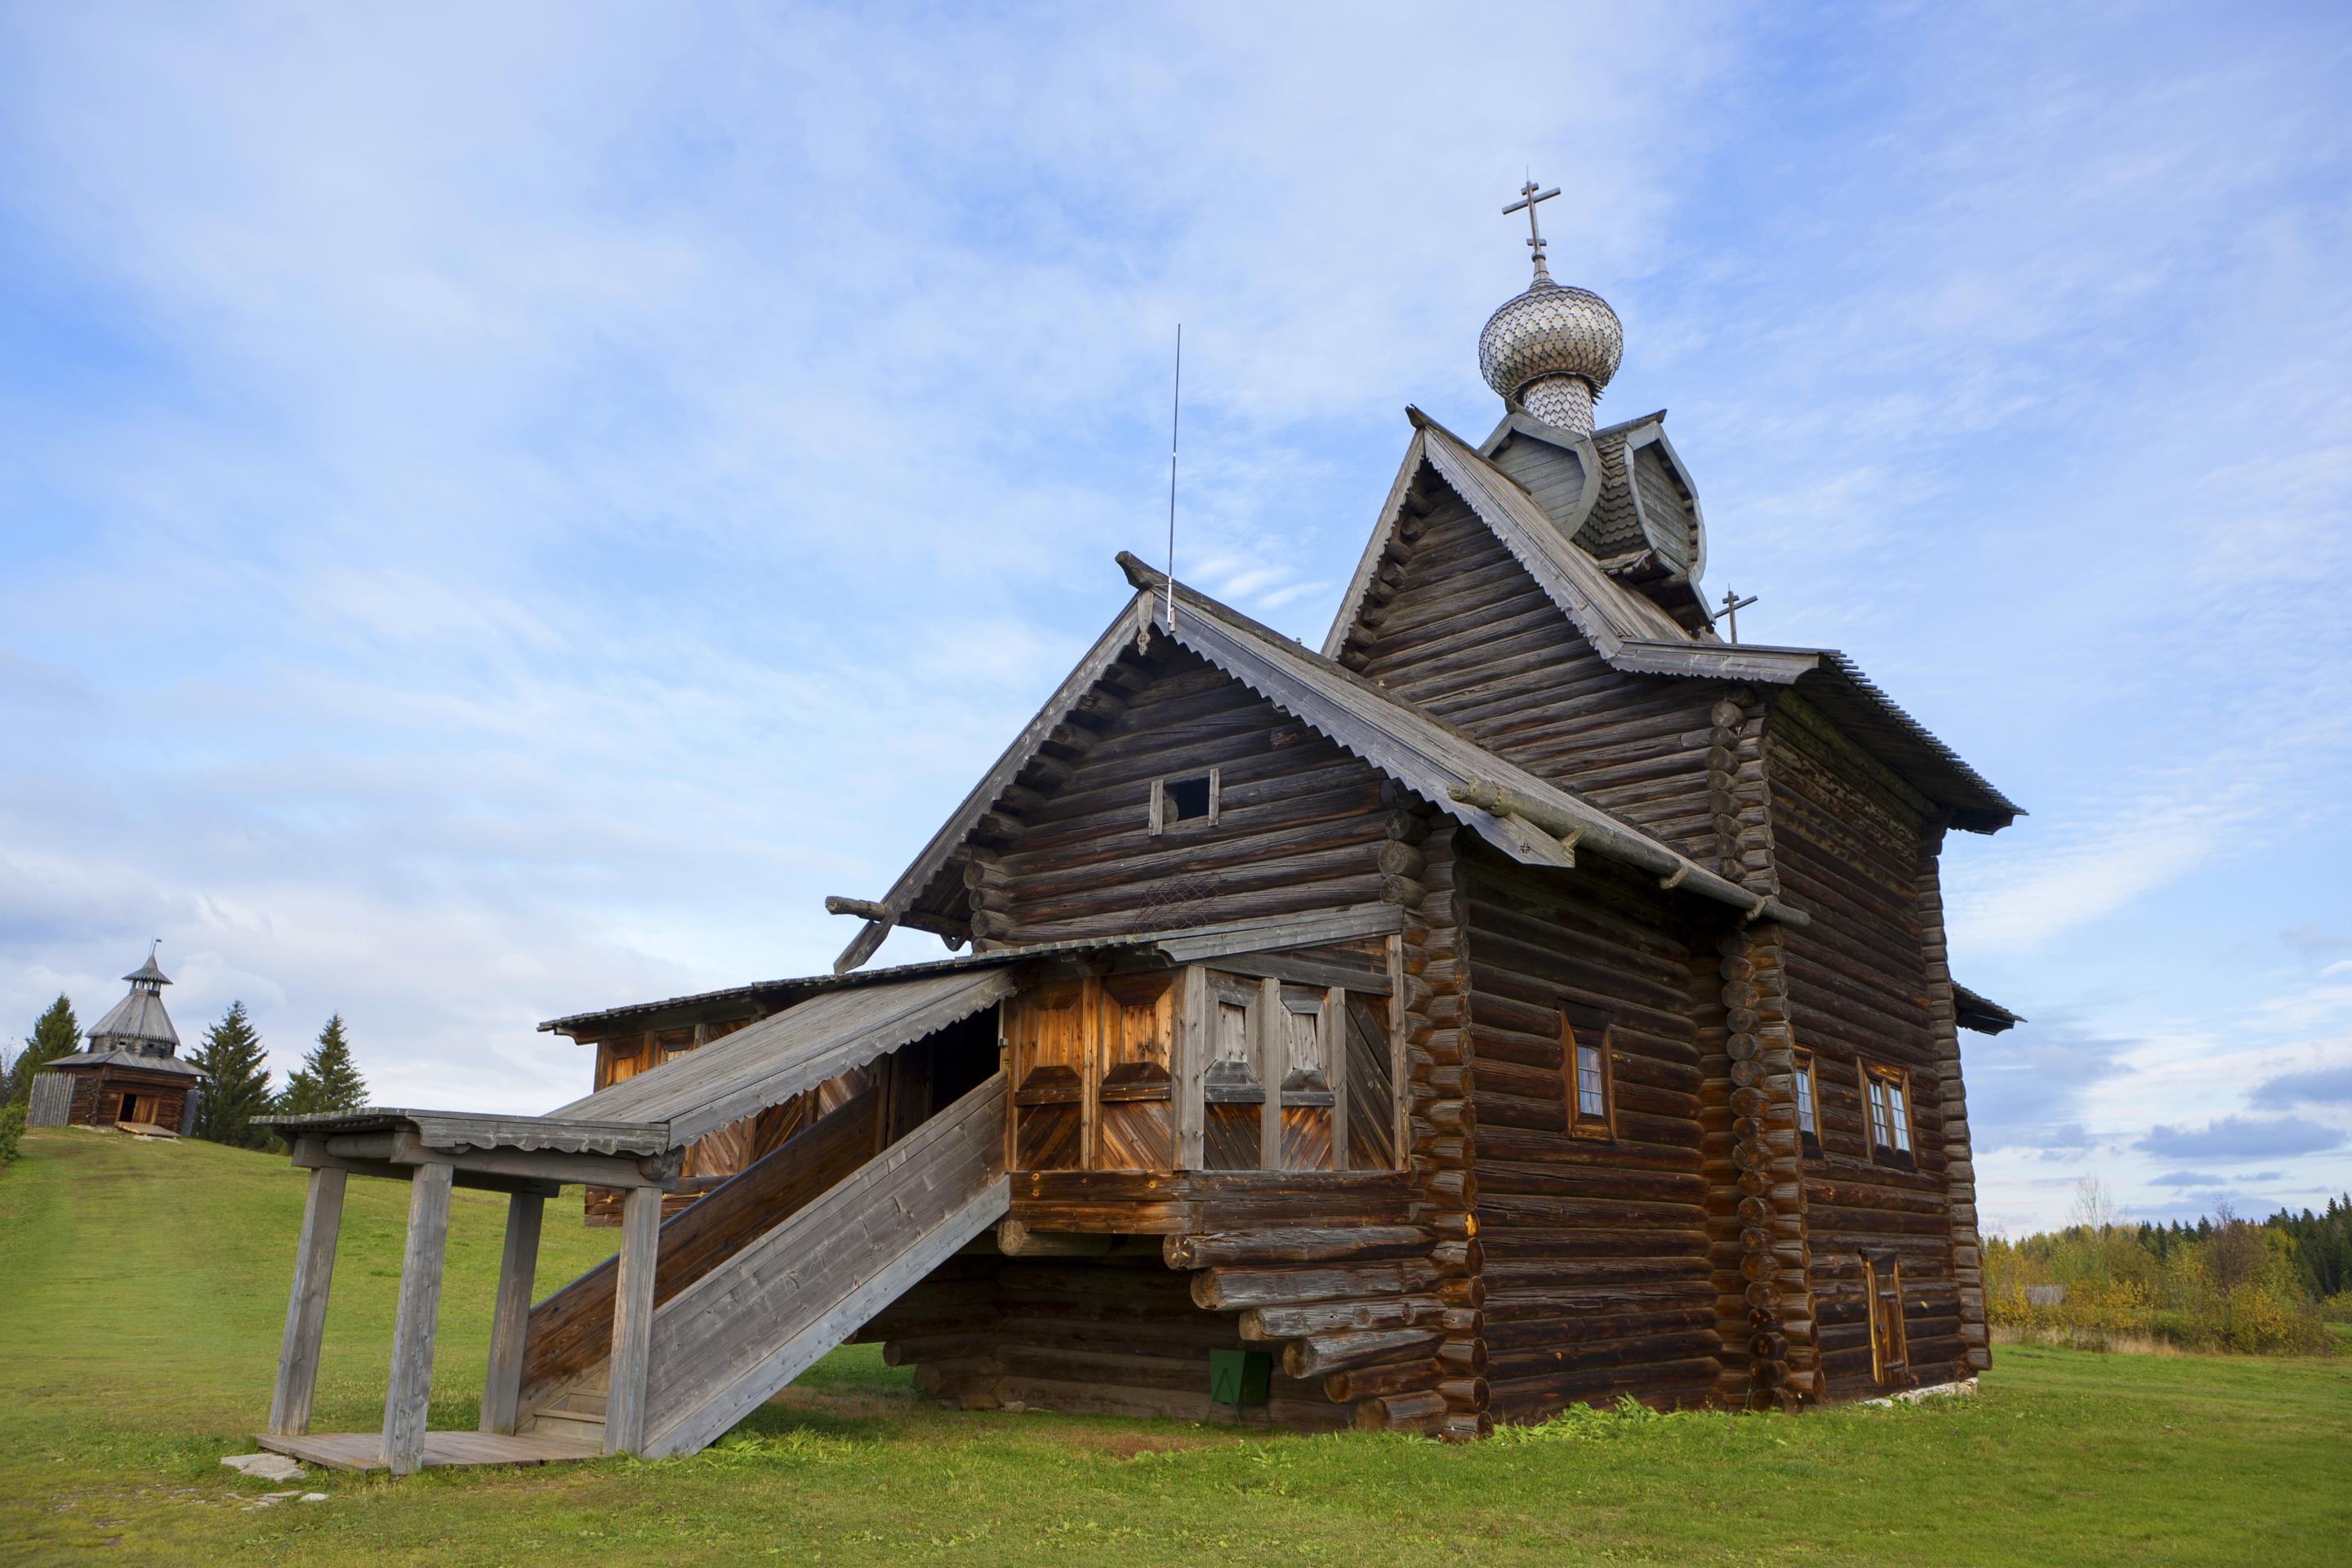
[1324,408,2020,834]
[834,555,1807,974]
[1612,638,2022,831]
[1322,408,1690,664]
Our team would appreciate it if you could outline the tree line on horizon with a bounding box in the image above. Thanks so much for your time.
[2,994,370,1152]
[1987,1178,2350,1355]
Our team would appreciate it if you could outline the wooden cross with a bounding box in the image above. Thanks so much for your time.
[1502,178,1561,275]
[1716,587,1759,644]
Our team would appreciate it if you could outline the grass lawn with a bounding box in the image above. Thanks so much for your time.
[3,1129,2347,1566]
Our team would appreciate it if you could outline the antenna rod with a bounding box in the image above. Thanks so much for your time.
[1165,324,1182,631]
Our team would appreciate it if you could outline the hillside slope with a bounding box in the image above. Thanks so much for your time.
[3,1126,2348,1568]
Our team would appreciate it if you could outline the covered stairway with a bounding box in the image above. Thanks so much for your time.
[256,969,1014,1473]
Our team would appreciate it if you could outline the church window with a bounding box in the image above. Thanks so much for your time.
[1561,1004,1614,1138]
[1149,769,1219,834]
[1793,1052,1819,1150]
[1862,1061,1913,1160]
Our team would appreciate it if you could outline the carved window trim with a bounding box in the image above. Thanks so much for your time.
[1147,767,1220,835]
[1561,1001,1615,1141]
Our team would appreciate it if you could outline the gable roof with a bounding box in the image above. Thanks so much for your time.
[1325,410,2021,833]
[831,556,1809,973]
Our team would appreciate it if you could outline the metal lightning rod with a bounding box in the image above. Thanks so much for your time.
[1165,324,1182,632]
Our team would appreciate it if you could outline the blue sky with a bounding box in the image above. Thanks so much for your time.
[2,2,2346,1233]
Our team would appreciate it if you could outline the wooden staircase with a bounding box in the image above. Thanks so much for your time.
[515,1073,1010,1458]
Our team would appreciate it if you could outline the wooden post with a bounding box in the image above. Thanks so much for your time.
[267,1165,347,1436]
[479,1192,545,1435]
[1257,977,1283,1169]
[1175,965,1207,1169]
[1325,986,1349,1171]
[604,1184,662,1455]
[380,1160,454,1475]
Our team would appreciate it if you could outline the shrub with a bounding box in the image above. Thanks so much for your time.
[0,1102,24,1165]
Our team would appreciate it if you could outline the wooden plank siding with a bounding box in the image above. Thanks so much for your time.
[1337,492,1723,861]
[1461,844,1724,1421]
[1765,693,1967,1397]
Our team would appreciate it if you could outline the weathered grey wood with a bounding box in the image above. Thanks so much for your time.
[637,1075,1010,1457]
[325,1130,667,1191]
[267,1165,347,1436]
[479,1192,544,1435]
[1193,951,1391,994]
[1257,978,1283,1169]
[555,969,1018,1147]
[379,1160,454,1476]
[1176,964,1206,1167]
[1325,986,1349,1171]
[824,895,891,921]
[604,1185,662,1455]
[256,1428,604,1472]
[288,1140,560,1197]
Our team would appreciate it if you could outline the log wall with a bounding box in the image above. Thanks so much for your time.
[1765,693,1965,1396]
[982,647,1392,944]
[875,1172,1424,1428]
[1461,844,1723,1421]
[1335,486,1721,860]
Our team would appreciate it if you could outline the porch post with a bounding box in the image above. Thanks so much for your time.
[267,1165,348,1436]
[604,1184,662,1454]
[379,1160,455,1475]
[479,1192,545,1435]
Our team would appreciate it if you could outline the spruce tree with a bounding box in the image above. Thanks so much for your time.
[190,1000,276,1151]
[278,1014,368,1117]
[6,996,81,1106]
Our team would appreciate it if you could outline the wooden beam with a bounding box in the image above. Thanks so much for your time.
[824,895,890,921]
[479,1192,544,1436]
[379,1160,454,1476]
[605,1185,662,1455]
[267,1166,346,1436]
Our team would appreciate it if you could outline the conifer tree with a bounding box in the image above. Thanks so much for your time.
[278,1013,368,1117]
[6,996,80,1107]
[190,1000,276,1151]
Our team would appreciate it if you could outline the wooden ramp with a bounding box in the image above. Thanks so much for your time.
[636,1073,1009,1457]
[256,1428,604,1471]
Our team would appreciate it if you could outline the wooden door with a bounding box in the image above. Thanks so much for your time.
[1864,1255,1909,1383]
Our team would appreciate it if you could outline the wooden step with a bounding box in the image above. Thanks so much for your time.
[530,1405,606,1432]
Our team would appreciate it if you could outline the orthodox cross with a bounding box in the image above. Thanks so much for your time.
[1502,178,1561,278]
[1715,587,1760,644]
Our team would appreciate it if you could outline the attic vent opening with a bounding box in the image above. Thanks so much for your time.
[1149,768,1220,835]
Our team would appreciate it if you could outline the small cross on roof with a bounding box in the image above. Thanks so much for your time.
[1502,178,1561,279]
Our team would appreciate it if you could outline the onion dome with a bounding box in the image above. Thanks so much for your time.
[1479,179,1623,435]
[1479,277,1623,434]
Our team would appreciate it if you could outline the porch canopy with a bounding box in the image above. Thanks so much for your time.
[257,964,1022,1475]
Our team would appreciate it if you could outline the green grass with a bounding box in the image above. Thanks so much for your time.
[3,1129,2347,1566]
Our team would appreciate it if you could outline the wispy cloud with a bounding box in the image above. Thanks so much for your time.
[4,3,2351,1239]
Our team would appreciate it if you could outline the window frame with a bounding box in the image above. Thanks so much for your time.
[1858,1058,1916,1165]
[1560,1002,1616,1142]
[1147,767,1221,835]
[1793,1049,1820,1156]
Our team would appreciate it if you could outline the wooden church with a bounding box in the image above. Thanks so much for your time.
[256,188,2022,1472]
[28,945,204,1136]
